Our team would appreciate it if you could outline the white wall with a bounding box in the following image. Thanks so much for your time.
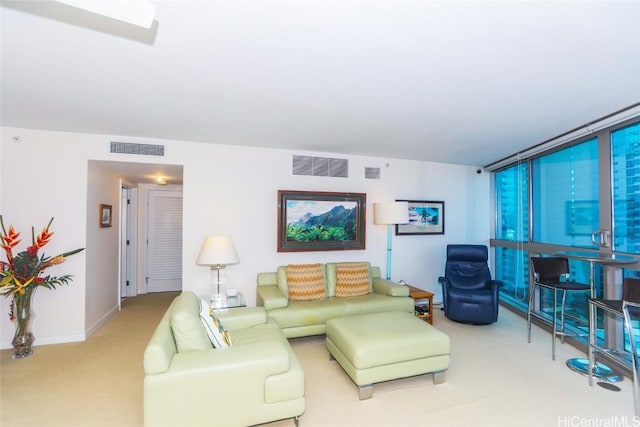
[0,128,87,346]
[181,143,490,305]
[85,161,121,335]
[1,126,491,347]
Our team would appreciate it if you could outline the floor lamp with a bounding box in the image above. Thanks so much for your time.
[196,236,240,303]
[373,201,409,280]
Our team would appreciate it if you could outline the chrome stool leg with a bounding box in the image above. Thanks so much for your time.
[527,283,535,344]
[552,287,558,361]
[560,290,567,344]
[623,301,640,416]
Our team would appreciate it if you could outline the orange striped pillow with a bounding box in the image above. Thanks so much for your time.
[286,263,326,301]
[335,262,370,297]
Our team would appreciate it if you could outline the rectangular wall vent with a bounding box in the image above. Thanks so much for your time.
[329,158,348,177]
[110,142,165,156]
[293,155,348,178]
[365,167,381,179]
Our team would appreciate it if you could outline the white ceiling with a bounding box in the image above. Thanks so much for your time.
[2,0,639,170]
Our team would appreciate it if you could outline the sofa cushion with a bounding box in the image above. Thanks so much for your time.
[335,262,371,297]
[286,263,326,301]
[231,318,288,345]
[342,292,415,316]
[170,292,213,353]
[199,299,232,348]
[267,297,348,329]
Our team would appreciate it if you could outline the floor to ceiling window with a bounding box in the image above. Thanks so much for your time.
[532,138,599,249]
[612,122,640,352]
[495,163,529,310]
[532,139,600,328]
[612,122,640,257]
[490,109,640,351]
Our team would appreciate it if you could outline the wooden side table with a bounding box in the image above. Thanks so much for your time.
[406,285,434,324]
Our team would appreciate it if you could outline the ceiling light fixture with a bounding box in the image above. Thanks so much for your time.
[156,177,167,185]
[54,0,156,29]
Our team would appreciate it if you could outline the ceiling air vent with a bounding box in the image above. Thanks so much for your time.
[365,167,381,179]
[110,141,165,156]
[293,155,348,178]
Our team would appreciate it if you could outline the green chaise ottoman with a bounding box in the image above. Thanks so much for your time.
[325,311,450,399]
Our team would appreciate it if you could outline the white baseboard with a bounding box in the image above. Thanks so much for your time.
[1,332,87,350]
[0,305,119,350]
[85,305,119,339]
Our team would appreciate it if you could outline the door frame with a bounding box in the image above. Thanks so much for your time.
[119,185,138,299]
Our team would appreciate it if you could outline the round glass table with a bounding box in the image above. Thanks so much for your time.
[553,250,638,383]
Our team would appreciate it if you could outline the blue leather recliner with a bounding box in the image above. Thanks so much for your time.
[438,244,501,325]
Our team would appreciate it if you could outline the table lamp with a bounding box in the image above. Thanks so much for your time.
[373,201,409,280]
[196,236,240,303]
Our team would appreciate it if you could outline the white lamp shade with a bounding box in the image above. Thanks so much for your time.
[196,236,240,266]
[373,201,409,225]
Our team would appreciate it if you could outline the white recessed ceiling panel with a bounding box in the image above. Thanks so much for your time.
[2,0,639,166]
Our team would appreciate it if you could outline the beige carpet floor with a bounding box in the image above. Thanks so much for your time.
[1,292,636,427]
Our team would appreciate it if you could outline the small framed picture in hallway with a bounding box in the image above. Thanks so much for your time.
[100,204,112,228]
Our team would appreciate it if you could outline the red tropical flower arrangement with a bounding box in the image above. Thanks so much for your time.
[0,216,84,320]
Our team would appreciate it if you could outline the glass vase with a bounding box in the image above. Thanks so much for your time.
[12,288,35,359]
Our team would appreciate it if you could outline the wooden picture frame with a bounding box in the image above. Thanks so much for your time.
[277,190,366,252]
[100,204,112,228]
[395,200,445,235]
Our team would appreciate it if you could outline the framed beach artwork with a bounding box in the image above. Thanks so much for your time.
[395,200,444,235]
[277,190,366,252]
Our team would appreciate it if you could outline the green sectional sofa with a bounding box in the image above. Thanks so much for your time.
[143,291,305,427]
[257,261,415,338]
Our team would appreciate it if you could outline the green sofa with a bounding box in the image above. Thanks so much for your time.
[143,291,305,427]
[257,262,415,338]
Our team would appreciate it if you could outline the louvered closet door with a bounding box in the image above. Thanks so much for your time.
[147,190,183,292]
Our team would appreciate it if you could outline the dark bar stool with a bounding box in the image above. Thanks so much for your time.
[528,256,591,360]
[588,277,640,384]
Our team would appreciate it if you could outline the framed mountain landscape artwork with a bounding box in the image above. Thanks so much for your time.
[277,190,366,252]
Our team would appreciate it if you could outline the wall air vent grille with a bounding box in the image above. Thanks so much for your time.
[365,167,381,179]
[292,155,348,178]
[110,142,165,156]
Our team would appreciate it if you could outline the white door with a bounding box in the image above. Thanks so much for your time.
[146,189,183,292]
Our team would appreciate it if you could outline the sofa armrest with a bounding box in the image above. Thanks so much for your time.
[257,285,289,310]
[144,341,291,426]
[170,340,288,379]
[215,307,267,331]
[372,277,410,297]
[257,272,277,286]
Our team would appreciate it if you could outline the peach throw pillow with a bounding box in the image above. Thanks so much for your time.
[335,262,370,297]
[286,263,326,301]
